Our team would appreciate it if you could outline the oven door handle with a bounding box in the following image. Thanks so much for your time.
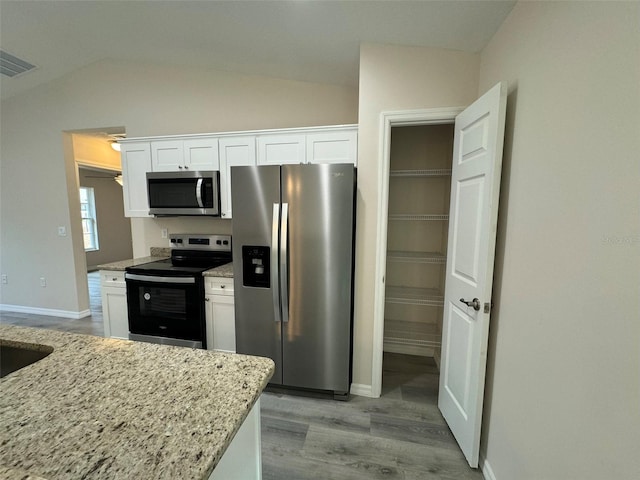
[125,273,196,284]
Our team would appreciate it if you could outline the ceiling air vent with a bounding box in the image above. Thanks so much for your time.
[0,50,37,78]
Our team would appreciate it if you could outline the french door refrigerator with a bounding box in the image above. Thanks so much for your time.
[231,163,355,398]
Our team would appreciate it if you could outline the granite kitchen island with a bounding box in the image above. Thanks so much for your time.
[0,325,274,480]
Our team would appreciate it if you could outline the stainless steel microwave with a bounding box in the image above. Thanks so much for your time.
[147,171,220,216]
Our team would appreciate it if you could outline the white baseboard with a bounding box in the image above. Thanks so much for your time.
[480,452,497,480]
[0,304,91,320]
[350,383,376,398]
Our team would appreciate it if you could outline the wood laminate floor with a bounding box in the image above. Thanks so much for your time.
[261,353,482,480]
[0,273,482,480]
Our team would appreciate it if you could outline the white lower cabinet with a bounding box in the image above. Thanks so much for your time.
[100,270,129,340]
[205,278,236,353]
[209,398,262,480]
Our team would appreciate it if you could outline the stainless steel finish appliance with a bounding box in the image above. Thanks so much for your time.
[147,171,220,216]
[125,234,231,348]
[231,164,356,398]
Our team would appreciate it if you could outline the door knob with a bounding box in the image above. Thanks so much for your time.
[460,297,481,311]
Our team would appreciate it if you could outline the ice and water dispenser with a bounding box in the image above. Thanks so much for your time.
[242,246,270,288]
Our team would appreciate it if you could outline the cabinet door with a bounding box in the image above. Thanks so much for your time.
[184,138,219,171]
[151,140,185,171]
[121,142,152,217]
[102,286,129,340]
[207,294,236,353]
[219,136,256,218]
[257,134,305,165]
[306,130,358,166]
[205,295,215,351]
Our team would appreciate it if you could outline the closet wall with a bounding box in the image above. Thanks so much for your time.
[384,124,454,360]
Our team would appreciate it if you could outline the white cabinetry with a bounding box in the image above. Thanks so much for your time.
[209,398,262,480]
[152,138,219,172]
[184,138,219,170]
[219,136,256,218]
[121,142,152,217]
[257,134,306,165]
[306,129,358,165]
[100,270,129,340]
[151,140,184,171]
[120,126,357,218]
[257,128,357,166]
[205,277,235,353]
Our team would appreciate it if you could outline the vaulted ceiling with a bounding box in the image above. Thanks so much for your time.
[0,0,516,100]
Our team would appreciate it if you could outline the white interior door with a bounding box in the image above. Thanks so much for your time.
[438,82,507,467]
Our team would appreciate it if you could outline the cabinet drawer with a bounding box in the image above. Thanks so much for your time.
[205,277,234,295]
[101,270,125,287]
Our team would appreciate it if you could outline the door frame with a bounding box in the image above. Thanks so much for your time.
[371,107,464,398]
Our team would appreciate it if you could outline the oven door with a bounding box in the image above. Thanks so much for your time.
[125,273,205,348]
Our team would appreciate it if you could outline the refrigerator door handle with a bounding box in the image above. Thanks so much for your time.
[272,203,281,322]
[280,203,289,323]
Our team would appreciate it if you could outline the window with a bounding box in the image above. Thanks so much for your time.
[79,187,99,251]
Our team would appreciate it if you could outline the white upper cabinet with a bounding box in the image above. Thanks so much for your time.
[121,126,357,218]
[184,138,219,171]
[257,128,357,166]
[219,136,256,219]
[307,129,358,166]
[151,140,184,171]
[121,142,152,217]
[152,138,219,172]
[257,134,306,165]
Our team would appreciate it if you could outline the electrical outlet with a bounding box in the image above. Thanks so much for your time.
[161,228,168,239]
[58,226,67,236]
[1,274,7,284]
[40,277,47,287]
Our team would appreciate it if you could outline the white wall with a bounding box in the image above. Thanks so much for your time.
[354,43,479,389]
[478,2,640,478]
[0,59,357,314]
[78,168,133,269]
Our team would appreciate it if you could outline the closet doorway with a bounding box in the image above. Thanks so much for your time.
[372,107,462,400]
[373,83,508,468]
[383,123,454,367]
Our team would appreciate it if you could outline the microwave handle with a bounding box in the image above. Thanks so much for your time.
[196,178,204,208]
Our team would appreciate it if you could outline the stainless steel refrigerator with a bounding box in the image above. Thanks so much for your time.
[231,164,355,398]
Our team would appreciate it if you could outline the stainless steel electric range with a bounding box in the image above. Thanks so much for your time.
[125,233,231,349]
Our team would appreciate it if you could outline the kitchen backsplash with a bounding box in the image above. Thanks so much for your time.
[150,247,171,257]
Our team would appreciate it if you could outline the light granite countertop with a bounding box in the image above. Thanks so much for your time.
[203,262,234,278]
[0,325,274,480]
